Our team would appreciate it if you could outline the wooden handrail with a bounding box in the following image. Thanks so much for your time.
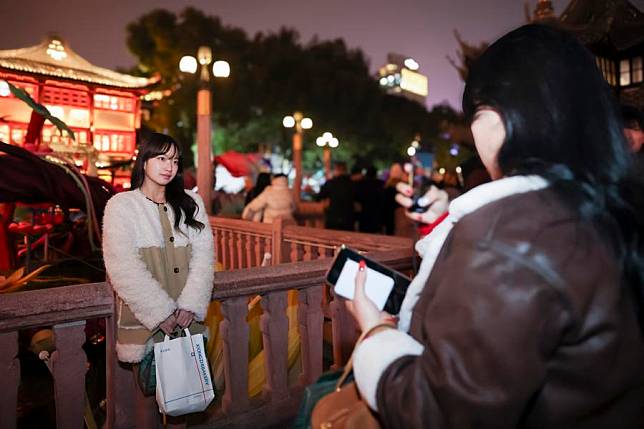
[211,248,414,300]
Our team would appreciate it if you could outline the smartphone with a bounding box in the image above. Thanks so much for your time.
[326,246,411,315]
[407,181,432,213]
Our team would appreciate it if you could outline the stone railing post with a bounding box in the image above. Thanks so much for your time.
[221,297,250,414]
[297,286,324,385]
[51,321,87,429]
[260,291,289,403]
[0,331,19,429]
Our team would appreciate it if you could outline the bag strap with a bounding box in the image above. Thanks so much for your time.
[335,322,396,390]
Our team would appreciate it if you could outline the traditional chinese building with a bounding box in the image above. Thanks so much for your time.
[0,35,157,184]
[531,0,644,109]
[451,1,643,110]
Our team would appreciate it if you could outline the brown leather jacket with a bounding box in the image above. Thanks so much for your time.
[377,188,644,428]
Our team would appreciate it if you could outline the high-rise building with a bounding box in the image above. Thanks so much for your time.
[377,53,428,106]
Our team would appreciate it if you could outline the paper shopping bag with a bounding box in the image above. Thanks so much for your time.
[154,328,215,416]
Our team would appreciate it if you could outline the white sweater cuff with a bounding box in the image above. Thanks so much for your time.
[352,328,424,411]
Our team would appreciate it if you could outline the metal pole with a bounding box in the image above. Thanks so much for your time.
[196,66,212,214]
[323,146,331,179]
[292,112,303,202]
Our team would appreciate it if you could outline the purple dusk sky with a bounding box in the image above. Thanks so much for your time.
[2,0,642,110]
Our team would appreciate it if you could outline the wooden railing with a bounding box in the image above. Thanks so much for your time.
[0,218,414,429]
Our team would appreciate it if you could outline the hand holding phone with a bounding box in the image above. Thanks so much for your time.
[395,182,449,224]
[326,246,411,314]
[345,259,397,332]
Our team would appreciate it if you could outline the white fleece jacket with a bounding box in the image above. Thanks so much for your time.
[102,189,215,362]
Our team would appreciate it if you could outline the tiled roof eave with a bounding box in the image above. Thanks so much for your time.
[0,58,155,89]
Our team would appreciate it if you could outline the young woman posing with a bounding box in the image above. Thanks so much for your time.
[103,133,214,423]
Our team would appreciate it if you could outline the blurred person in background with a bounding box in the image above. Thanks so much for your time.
[242,173,295,223]
[316,161,355,230]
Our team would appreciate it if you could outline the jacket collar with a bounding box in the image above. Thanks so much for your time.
[398,175,549,332]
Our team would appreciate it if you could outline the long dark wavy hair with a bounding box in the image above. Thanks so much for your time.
[463,24,644,329]
[131,133,204,232]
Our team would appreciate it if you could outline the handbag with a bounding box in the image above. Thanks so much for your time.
[154,328,215,416]
[135,349,156,396]
[295,322,394,429]
[292,368,349,429]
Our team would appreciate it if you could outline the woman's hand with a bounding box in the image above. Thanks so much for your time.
[175,309,195,328]
[395,182,449,224]
[345,260,397,332]
[158,313,177,335]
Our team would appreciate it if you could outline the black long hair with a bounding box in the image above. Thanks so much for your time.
[131,133,204,232]
[463,24,644,327]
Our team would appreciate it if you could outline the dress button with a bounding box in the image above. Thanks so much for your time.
[163,206,168,212]
[169,236,174,242]
[174,267,179,273]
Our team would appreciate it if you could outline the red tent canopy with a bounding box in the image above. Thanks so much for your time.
[214,151,265,177]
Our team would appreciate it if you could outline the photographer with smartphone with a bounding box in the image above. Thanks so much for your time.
[346,24,644,428]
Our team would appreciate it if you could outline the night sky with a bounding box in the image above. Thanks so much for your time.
[2,0,642,110]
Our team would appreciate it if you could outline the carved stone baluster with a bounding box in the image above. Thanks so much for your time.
[0,331,19,429]
[105,311,136,429]
[222,230,230,270]
[271,218,285,264]
[303,243,313,261]
[253,236,261,267]
[213,228,222,266]
[51,321,87,429]
[329,289,357,369]
[237,232,246,268]
[297,286,324,385]
[266,237,274,265]
[260,291,289,403]
[221,297,250,413]
[231,232,237,269]
[245,234,253,268]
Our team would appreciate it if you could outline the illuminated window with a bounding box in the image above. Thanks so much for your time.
[93,94,135,112]
[597,57,617,87]
[92,131,134,153]
[42,127,53,143]
[0,125,9,142]
[620,59,631,86]
[633,57,643,84]
[42,87,89,108]
[11,128,25,145]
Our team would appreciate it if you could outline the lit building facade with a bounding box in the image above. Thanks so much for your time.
[0,35,157,184]
[377,53,428,105]
[531,0,644,109]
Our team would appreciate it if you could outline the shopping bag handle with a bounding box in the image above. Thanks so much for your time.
[163,327,193,342]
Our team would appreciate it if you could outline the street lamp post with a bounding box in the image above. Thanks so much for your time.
[316,132,339,179]
[179,47,230,214]
[283,112,312,201]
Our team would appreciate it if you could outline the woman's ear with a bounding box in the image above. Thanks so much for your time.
[471,109,506,179]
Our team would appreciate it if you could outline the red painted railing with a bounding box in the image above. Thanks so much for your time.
[0,217,414,428]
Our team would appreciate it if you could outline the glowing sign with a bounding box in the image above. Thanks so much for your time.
[400,68,428,97]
